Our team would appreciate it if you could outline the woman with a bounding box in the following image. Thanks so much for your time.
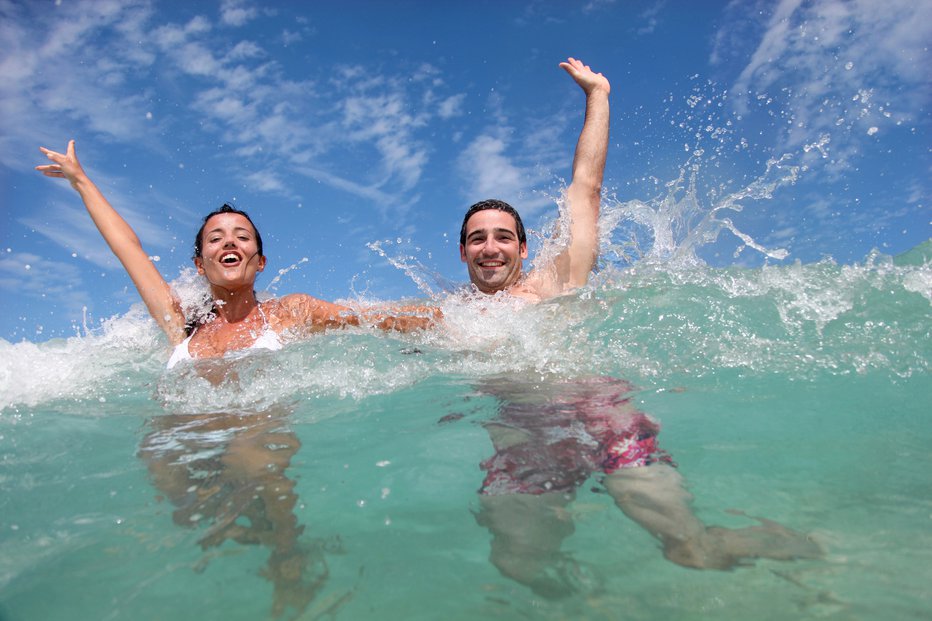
[37,140,435,366]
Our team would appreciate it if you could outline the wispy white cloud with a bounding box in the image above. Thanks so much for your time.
[582,0,617,15]
[244,169,291,196]
[227,40,264,60]
[437,94,465,119]
[456,129,554,215]
[21,194,174,271]
[459,134,524,199]
[719,0,932,166]
[0,250,91,323]
[45,4,448,208]
[0,1,157,170]
[1,0,463,259]
[454,82,580,217]
[635,0,667,35]
[281,29,302,46]
[160,13,211,43]
[143,19,455,212]
[19,157,193,270]
[339,90,430,191]
[220,0,258,27]
[307,166,397,205]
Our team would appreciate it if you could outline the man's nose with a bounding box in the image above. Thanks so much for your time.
[479,238,498,254]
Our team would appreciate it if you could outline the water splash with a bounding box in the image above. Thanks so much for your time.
[366,238,457,297]
[170,267,214,327]
[600,154,797,268]
[264,257,310,293]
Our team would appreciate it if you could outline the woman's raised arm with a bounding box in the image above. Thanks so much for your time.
[37,140,187,345]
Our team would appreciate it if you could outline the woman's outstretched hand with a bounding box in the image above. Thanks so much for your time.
[36,139,87,188]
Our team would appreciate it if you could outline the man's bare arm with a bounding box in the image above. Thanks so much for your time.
[529,58,610,298]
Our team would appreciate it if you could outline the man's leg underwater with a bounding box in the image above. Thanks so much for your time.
[475,490,582,598]
[603,464,822,569]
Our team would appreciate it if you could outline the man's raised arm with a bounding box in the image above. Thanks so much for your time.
[545,57,610,294]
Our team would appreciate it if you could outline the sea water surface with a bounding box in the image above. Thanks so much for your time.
[1,235,930,620]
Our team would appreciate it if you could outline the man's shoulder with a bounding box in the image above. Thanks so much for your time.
[511,268,568,302]
[506,282,544,303]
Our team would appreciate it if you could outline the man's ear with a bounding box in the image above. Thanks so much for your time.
[459,244,467,262]
[194,257,205,275]
[519,242,528,259]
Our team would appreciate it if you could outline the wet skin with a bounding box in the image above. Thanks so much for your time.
[194,212,266,292]
[459,210,528,294]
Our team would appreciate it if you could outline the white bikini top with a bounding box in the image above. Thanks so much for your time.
[166,305,283,369]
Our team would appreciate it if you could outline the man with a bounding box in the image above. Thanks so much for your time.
[460,57,608,301]
[462,58,821,598]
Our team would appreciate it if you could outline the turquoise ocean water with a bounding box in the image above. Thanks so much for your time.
[1,234,930,620]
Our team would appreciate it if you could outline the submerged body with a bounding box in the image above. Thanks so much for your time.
[452,58,822,596]
[479,377,671,496]
[33,143,433,617]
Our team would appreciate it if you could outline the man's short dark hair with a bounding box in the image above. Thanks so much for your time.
[193,203,264,259]
[459,199,526,246]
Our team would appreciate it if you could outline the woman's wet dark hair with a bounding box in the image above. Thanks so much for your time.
[193,203,263,259]
[459,199,527,246]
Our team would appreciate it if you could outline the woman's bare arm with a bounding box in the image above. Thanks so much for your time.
[273,295,439,336]
[37,140,186,344]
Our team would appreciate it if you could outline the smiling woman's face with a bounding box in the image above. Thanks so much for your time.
[194,212,266,288]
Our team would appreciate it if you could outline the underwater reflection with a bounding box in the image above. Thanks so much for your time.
[139,407,335,619]
[473,375,822,598]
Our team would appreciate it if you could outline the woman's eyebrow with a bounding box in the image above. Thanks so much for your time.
[206,226,253,235]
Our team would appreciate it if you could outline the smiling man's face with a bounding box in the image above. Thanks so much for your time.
[459,209,528,294]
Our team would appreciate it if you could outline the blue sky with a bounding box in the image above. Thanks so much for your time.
[1,0,929,341]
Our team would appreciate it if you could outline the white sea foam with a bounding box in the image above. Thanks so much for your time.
[0,305,166,411]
